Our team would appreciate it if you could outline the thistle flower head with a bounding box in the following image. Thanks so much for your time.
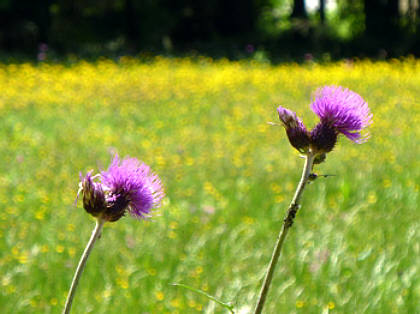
[276,86,371,155]
[79,154,164,222]
[277,106,310,153]
[310,86,372,145]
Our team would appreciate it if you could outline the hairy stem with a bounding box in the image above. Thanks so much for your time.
[63,218,105,314]
[253,153,315,314]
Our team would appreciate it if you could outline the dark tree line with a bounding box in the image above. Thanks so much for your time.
[1,0,420,59]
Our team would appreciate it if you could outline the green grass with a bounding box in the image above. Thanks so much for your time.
[0,59,418,313]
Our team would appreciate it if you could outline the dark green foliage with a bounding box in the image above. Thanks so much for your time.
[1,0,420,60]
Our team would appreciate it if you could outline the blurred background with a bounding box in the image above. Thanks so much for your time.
[2,0,420,61]
[1,1,420,313]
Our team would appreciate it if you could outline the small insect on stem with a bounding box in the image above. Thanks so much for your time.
[308,173,336,181]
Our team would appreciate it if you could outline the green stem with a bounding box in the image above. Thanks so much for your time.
[253,153,315,314]
[172,283,235,313]
[63,218,105,314]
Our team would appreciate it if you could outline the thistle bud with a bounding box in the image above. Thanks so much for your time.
[277,106,310,153]
[81,172,107,218]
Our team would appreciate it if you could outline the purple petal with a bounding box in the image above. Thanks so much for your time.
[101,154,165,219]
[310,86,372,143]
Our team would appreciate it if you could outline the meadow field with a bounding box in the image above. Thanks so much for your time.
[0,57,418,313]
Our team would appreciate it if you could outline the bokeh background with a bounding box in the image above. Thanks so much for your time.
[1,1,419,314]
[2,0,420,61]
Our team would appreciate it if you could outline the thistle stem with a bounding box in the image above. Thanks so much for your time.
[63,218,105,314]
[253,152,315,314]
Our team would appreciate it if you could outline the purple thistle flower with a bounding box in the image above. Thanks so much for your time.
[79,154,164,222]
[310,86,372,153]
[275,86,372,156]
[277,106,310,153]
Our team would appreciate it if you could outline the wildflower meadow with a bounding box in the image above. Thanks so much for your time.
[0,57,419,313]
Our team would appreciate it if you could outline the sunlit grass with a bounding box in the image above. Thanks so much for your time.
[0,57,419,313]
